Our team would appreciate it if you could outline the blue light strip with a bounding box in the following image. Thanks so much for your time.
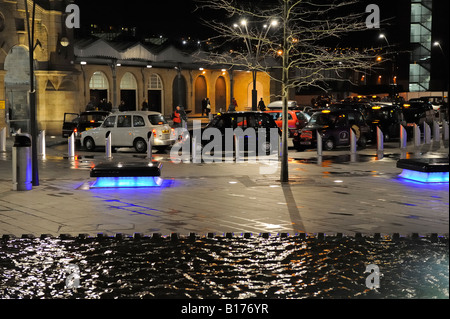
[91,176,164,188]
[399,170,449,183]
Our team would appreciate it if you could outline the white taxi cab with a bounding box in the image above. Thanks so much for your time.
[81,111,174,153]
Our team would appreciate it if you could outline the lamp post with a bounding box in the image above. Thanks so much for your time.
[24,0,39,187]
[234,18,278,111]
[433,41,449,118]
[379,33,390,46]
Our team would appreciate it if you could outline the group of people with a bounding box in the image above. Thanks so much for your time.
[86,99,113,112]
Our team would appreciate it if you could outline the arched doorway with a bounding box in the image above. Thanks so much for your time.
[172,74,187,110]
[148,74,163,113]
[4,46,31,133]
[89,71,109,109]
[215,76,227,113]
[195,75,207,114]
[120,72,138,111]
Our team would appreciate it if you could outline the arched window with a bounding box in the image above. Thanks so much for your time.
[149,74,163,90]
[148,74,164,113]
[120,72,138,90]
[120,72,138,111]
[89,71,109,90]
[89,71,109,108]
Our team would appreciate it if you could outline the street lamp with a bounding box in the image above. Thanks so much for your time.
[379,33,390,46]
[24,0,39,187]
[233,18,278,111]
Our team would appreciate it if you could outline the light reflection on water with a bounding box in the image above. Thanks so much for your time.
[0,235,448,299]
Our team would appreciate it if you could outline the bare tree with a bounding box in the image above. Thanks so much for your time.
[195,0,384,183]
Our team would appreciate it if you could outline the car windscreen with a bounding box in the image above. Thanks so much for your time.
[309,113,336,126]
[148,114,168,125]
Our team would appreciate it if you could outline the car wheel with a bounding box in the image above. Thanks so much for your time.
[84,137,95,151]
[324,138,335,151]
[134,138,147,153]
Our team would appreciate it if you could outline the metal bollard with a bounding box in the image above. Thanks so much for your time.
[192,136,199,163]
[317,131,323,156]
[350,128,357,154]
[105,131,112,159]
[68,133,75,158]
[147,132,153,160]
[12,134,32,191]
[433,121,440,143]
[0,127,6,152]
[413,124,421,147]
[443,121,449,141]
[234,135,243,163]
[377,127,384,153]
[423,122,431,144]
[38,130,46,157]
[400,125,407,149]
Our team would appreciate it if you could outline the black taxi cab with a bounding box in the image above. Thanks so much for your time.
[293,109,371,151]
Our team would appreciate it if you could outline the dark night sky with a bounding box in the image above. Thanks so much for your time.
[74,0,448,51]
[75,0,210,38]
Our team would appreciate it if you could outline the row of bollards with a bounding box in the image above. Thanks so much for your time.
[315,120,449,157]
[67,131,155,160]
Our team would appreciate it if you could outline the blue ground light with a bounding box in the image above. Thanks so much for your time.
[399,170,449,183]
[91,176,164,188]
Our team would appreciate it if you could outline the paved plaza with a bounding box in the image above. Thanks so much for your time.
[0,132,448,238]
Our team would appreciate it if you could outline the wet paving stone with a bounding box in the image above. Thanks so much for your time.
[0,234,447,299]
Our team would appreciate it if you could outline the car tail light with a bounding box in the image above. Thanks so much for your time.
[74,128,78,133]
[152,129,157,136]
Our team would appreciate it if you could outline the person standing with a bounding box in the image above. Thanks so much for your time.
[229,97,238,112]
[142,99,149,111]
[201,98,208,116]
[258,98,266,111]
[206,98,211,116]
[172,106,182,128]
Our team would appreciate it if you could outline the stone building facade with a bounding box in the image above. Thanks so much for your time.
[0,0,272,136]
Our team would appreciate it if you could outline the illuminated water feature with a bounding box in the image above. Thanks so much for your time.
[0,235,447,299]
[399,170,449,183]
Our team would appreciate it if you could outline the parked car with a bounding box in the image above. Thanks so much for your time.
[409,96,446,112]
[401,101,435,134]
[267,100,300,110]
[81,111,174,153]
[180,112,281,155]
[264,110,310,137]
[365,104,406,141]
[330,102,371,120]
[62,111,110,139]
[293,109,371,151]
